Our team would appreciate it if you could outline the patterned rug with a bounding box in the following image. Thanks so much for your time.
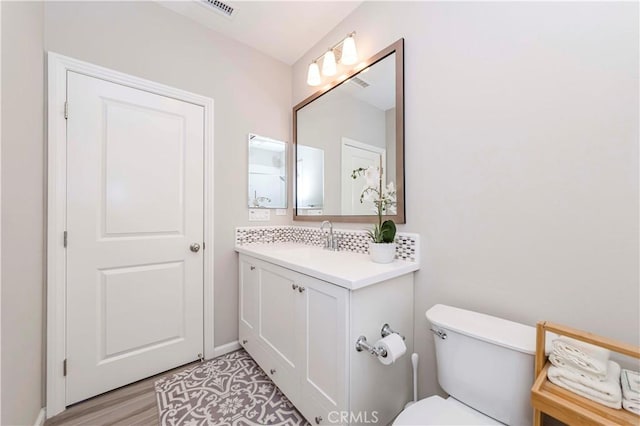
[155,349,309,426]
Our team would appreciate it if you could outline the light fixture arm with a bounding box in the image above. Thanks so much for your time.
[309,31,356,65]
[306,31,358,86]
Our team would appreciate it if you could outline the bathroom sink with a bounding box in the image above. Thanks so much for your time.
[235,242,419,290]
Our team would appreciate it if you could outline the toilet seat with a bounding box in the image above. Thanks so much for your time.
[393,395,502,425]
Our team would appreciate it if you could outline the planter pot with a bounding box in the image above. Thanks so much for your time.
[369,242,397,264]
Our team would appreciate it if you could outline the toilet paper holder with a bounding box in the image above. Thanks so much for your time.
[381,323,405,340]
[355,323,405,357]
[355,336,387,357]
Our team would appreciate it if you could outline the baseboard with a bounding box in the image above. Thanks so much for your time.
[213,340,241,358]
[34,408,46,426]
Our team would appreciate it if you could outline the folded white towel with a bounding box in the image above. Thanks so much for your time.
[621,369,640,403]
[549,336,610,381]
[622,399,640,415]
[547,360,622,409]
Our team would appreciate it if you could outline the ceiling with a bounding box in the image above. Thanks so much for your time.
[157,1,363,65]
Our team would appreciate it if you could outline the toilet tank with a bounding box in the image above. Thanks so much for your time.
[426,305,536,426]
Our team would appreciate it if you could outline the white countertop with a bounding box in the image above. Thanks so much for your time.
[235,243,419,290]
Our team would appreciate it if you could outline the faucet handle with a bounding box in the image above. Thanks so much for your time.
[324,234,333,249]
[331,235,340,251]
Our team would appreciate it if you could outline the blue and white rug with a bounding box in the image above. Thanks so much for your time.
[155,349,308,425]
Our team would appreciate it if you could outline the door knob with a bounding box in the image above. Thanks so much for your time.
[190,243,201,253]
[292,283,299,290]
[270,368,276,375]
[315,416,323,424]
[298,286,306,293]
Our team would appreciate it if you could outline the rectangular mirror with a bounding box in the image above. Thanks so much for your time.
[248,133,287,208]
[293,39,404,223]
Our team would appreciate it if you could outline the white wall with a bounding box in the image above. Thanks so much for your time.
[0,1,3,422]
[1,2,45,424]
[293,1,639,398]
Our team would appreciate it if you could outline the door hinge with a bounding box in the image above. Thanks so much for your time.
[63,359,67,376]
[64,101,68,119]
[63,231,68,248]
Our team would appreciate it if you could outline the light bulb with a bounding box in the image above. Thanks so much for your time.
[322,49,337,76]
[307,62,321,86]
[341,34,358,65]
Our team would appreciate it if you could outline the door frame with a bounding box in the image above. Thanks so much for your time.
[46,52,215,418]
[340,137,386,214]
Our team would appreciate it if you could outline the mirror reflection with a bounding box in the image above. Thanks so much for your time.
[296,145,324,213]
[295,51,398,217]
[248,134,287,208]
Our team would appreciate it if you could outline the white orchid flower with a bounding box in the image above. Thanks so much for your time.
[385,181,396,196]
[364,166,380,187]
[351,164,399,244]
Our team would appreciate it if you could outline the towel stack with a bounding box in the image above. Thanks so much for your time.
[621,369,640,414]
[547,336,622,409]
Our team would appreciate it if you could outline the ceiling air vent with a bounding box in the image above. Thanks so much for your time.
[202,0,236,19]
[349,76,370,89]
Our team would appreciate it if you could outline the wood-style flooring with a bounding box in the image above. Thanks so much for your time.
[45,361,199,426]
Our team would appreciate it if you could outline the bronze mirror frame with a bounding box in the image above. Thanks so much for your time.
[293,38,405,223]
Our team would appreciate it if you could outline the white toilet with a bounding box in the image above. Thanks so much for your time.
[394,304,537,425]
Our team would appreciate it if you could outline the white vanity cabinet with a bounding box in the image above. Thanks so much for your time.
[238,251,415,426]
[239,254,348,423]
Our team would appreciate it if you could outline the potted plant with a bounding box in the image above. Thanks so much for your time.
[351,165,397,263]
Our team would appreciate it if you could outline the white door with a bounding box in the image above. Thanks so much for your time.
[341,138,386,215]
[66,71,205,404]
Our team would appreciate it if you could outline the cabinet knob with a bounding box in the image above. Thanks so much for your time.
[270,368,276,375]
[250,266,256,271]
[315,416,323,424]
[298,286,306,293]
[292,283,299,290]
[242,339,248,344]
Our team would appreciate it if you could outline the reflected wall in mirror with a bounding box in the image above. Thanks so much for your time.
[296,145,324,214]
[294,39,404,223]
[248,134,287,208]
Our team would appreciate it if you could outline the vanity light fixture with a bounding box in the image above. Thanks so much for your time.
[306,31,358,86]
[322,49,337,76]
[307,61,321,86]
[340,33,358,65]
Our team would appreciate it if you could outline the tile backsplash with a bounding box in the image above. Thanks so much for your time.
[235,226,418,262]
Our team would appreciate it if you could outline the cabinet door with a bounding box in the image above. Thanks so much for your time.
[239,257,259,334]
[259,264,300,399]
[298,275,349,424]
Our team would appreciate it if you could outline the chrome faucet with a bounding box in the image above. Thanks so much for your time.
[320,220,339,251]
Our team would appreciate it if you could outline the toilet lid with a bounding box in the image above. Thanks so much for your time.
[393,396,502,425]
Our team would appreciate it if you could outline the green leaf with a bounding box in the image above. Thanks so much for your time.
[379,220,396,243]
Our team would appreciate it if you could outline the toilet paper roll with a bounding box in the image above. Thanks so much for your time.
[376,333,406,365]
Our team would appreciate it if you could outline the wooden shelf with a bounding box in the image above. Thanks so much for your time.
[531,322,640,426]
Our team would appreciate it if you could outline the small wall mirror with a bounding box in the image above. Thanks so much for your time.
[248,134,287,208]
[294,39,404,223]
